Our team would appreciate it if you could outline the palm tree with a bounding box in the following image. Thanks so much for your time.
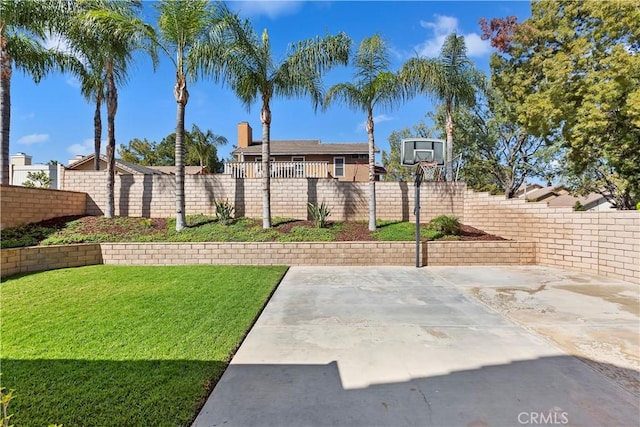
[156,0,225,231]
[71,0,157,217]
[401,33,485,181]
[188,124,227,170]
[191,13,351,229]
[325,35,403,231]
[0,0,81,184]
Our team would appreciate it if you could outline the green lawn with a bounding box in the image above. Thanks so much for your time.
[0,265,287,426]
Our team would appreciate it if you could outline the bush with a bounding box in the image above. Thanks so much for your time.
[307,201,331,228]
[427,215,462,236]
[214,199,235,225]
[573,201,586,211]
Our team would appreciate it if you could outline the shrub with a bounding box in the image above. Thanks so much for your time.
[307,201,331,228]
[427,215,462,236]
[215,199,235,225]
[573,201,586,211]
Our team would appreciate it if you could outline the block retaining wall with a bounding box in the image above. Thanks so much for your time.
[1,241,535,278]
[0,244,103,277]
[0,185,87,229]
[463,190,640,284]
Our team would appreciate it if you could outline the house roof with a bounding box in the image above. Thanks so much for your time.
[66,154,206,175]
[232,140,377,156]
[547,192,607,209]
[524,185,569,202]
[145,166,209,175]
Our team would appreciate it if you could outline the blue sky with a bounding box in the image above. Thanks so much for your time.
[11,0,532,165]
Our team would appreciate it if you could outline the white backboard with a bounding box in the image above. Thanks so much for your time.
[401,138,445,166]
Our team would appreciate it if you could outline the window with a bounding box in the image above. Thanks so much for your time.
[333,157,345,178]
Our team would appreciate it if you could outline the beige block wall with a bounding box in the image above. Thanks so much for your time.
[1,241,537,278]
[426,241,536,266]
[99,242,416,266]
[0,185,87,229]
[61,170,465,222]
[0,244,102,277]
[463,190,640,284]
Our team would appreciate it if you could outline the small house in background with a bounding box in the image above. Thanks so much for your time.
[9,153,61,188]
[226,122,386,182]
[66,154,209,175]
[518,184,612,211]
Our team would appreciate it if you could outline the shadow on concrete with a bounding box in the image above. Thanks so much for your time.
[194,356,640,427]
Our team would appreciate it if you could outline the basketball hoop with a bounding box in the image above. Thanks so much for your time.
[416,161,440,183]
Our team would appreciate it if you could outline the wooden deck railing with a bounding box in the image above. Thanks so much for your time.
[223,161,330,179]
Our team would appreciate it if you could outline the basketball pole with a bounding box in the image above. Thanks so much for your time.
[414,164,423,268]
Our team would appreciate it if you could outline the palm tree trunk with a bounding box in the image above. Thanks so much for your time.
[93,94,102,170]
[445,104,454,181]
[0,43,12,185]
[105,61,117,218]
[261,98,272,229]
[366,109,376,231]
[174,73,188,231]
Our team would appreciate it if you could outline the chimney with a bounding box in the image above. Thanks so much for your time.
[11,152,32,166]
[67,154,85,166]
[238,122,252,148]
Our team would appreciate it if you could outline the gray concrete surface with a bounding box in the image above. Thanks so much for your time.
[193,266,640,427]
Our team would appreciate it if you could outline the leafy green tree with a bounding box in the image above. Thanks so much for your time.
[191,13,351,229]
[488,0,640,208]
[451,87,551,198]
[325,34,402,231]
[22,170,51,188]
[401,33,485,181]
[156,0,225,231]
[72,0,157,217]
[119,137,171,165]
[0,0,81,184]
[118,127,226,172]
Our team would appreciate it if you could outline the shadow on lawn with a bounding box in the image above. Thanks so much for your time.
[2,358,226,427]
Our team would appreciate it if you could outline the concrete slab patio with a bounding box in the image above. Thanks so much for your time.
[193,266,639,427]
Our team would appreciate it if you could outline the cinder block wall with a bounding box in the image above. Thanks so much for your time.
[61,171,466,221]
[0,185,87,229]
[0,244,102,277]
[463,190,640,284]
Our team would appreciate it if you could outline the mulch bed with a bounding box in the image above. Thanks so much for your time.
[276,220,504,241]
[24,216,505,242]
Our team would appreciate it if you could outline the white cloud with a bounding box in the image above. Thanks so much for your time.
[414,15,491,58]
[43,33,73,54]
[67,139,123,160]
[66,77,81,88]
[230,0,303,19]
[20,112,35,120]
[18,133,49,145]
[356,114,394,132]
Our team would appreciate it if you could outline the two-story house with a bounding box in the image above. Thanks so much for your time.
[226,122,385,182]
